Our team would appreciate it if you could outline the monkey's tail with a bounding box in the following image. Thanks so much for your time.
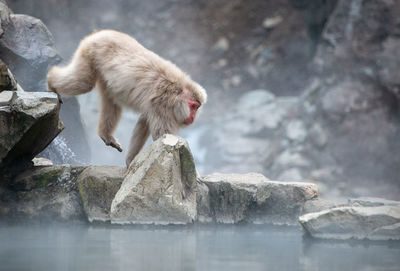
[47,40,97,97]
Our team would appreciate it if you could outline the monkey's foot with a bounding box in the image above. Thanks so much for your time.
[56,92,63,104]
[47,88,63,104]
[101,137,123,152]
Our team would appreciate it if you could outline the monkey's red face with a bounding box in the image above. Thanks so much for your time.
[183,99,200,125]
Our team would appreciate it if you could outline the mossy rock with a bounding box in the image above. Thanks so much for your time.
[77,166,125,222]
[11,165,86,191]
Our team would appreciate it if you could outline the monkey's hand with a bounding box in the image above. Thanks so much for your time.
[101,137,123,152]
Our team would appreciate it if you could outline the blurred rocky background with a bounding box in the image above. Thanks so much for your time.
[6,0,400,200]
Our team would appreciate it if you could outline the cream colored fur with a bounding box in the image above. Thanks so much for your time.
[47,29,207,166]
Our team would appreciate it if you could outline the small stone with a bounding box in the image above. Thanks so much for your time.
[231,75,242,87]
[217,59,228,67]
[32,157,53,166]
[262,15,283,29]
[0,90,14,106]
[213,37,229,51]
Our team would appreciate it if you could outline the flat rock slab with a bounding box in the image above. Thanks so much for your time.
[299,205,400,241]
[0,91,63,171]
[111,135,197,225]
[77,166,125,222]
[200,173,318,225]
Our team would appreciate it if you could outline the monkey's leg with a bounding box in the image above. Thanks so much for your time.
[125,114,150,167]
[47,41,97,97]
[150,124,177,141]
[97,80,123,152]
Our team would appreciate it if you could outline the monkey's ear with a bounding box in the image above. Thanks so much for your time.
[176,88,183,95]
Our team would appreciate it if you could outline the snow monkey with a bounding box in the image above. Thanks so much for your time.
[47,30,207,167]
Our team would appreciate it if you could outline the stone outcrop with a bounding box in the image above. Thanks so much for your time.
[77,166,125,222]
[299,204,400,241]
[0,2,60,92]
[0,91,63,172]
[111,135,198,225]
[0,1,88,164]
[0,165,86,220]
[200,173,318,225]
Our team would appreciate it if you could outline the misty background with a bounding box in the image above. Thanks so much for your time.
[7,0,400,200]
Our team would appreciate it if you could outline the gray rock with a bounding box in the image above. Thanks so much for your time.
[11,165,84,191]
[0,60,19,92]
[299,206,400,240]
[77,166,125,222]
[32,157,53,166]
[0,91,63,171]
[302,198,342,214]
[1,165,86,221]
[196,179,212,223]
[0,11,61,92]
[111,135,198,225]
[369,223,400,241]
[213,37,229,52]
[321,81,378,119]
[201,173,318,225]
[348,197,400,207]
[0,1,89,164]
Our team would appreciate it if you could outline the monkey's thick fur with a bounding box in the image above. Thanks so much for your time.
[47,30,207,167]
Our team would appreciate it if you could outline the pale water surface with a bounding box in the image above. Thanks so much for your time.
[0,223,399,271]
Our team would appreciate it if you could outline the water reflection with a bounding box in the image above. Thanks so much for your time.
[0,223,399,271]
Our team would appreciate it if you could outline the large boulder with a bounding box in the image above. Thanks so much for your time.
[0,91,63,172]
[299,204,400,241]
[77,166,125,222]
[200,173,318,225]
[0,1,88,164]
[111,134,198,225]
[0,165,86,220]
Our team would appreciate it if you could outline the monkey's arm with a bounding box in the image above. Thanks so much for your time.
[126,114,150,167]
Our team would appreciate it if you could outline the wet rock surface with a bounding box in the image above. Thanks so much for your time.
[77,166,125,222]
[0,91,63,172]
[299,203,400,241]
[0,165,86,221]
[200,173,318,225]
[0,130,399,243]
[111,135,198,225]
[0,135,322,226]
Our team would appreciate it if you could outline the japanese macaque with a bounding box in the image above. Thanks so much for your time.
[47,30,207,167]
